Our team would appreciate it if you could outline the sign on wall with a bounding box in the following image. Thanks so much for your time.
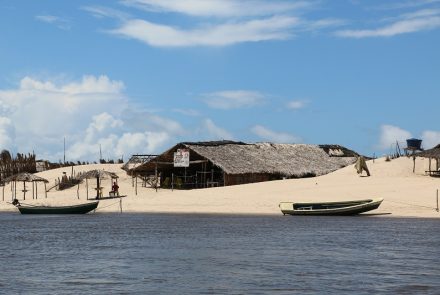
[174,149,190,167]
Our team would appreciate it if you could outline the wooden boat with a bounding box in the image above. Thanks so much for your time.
[279,198,383,216]
[15,201,99,214]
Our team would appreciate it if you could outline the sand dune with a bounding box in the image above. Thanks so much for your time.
[1,156,439,218]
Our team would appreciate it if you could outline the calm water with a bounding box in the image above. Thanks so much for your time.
[0,213,439,295]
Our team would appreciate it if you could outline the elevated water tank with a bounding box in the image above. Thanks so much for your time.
[406,138,422,150]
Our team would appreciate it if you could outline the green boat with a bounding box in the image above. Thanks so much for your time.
[15,201,99,214]
[279,198,383,216]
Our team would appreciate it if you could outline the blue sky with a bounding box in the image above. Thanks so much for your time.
[0,0,439,162]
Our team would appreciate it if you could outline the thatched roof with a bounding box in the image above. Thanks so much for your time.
[134,141,358,178]
[77,170,118,180]
[3,172,49,183]
[414,144,440,159]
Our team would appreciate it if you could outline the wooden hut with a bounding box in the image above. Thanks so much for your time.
[414,144,440,175]
[132,141,359,189]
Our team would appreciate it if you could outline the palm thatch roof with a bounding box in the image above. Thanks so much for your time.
[414,144,440,159]
[77,169,118,180]
[134,141,358,178]
[3,172,49,183]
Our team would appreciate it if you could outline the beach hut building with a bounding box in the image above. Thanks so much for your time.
[132,141,359,189]
[413,144,440,175]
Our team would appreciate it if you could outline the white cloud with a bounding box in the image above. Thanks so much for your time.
[373,0,440,10]
[121,0,309,18]
[200,119,234,140]
[35,14,71,30]
[421,130,440,149]
[251,125,300,143]
[202,90,265,109]
[0,117,14,148]
[286,100,307,110]
[336,9,440,38]
[116,131,169,155]
[0,75,179,161]
[111,16,298,47]
[82,6,130,20]
[378,125,412,150]
[85,112,124,143]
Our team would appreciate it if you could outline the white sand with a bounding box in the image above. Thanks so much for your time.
[1,157,439,218]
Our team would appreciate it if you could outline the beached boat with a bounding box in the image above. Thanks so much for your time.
[279,198,383,216]
[15,201,99,214]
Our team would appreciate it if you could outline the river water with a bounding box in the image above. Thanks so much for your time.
[0,213,439,294]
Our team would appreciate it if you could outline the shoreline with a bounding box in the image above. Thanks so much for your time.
[0,157,439,219]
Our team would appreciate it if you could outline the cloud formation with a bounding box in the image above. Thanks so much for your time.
[122,0,308,18]
[0,75,178,161]
[251,125,300,143]
[202,90,265,109]
[421,130,440,149]
[111,16,298,47]
[336,8,440,38]
[85,0,344,47]
[198,119,234,140]
[286,100,307,110]
[35,14,71,30]
[378,125,412,150]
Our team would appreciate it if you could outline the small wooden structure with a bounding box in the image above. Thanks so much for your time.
[77,169,119,200]
[2,172,49,201]
[413,144,440,176]
[122,154,158,175]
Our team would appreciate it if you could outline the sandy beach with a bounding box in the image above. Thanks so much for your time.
[1,156,439,218]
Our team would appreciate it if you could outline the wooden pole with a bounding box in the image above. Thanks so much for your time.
[44,183,47,198]
[77,183,80,199]
[429,158,432,175]
[23,181,26,200]
[413,156,416,173]
[437,189,439,212]
[135,174,138,195]
[35,182,38,200]
[32,182,35,199]
[96,176,100,199]
[86,178,89,200]
[2,185,4,201]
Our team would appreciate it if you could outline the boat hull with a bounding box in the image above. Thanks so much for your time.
[279,198,383,216]
[17,201,99,214]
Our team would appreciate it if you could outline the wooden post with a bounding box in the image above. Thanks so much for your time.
[32,182,35,199]
[77,183,80,199]
[86,178,89,200]
[44,183,47,198]
[429,158,432,175]
[23,181,26,200]
[95,177,99,199]
[413,156,416,173]
[135,174,138,196]
[35,182,38,200]
[437,189,439,212]
[2,185,4,201]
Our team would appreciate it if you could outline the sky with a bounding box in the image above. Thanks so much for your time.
[0,0,439,162]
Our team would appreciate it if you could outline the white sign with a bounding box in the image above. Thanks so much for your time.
[174,149,190,167]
